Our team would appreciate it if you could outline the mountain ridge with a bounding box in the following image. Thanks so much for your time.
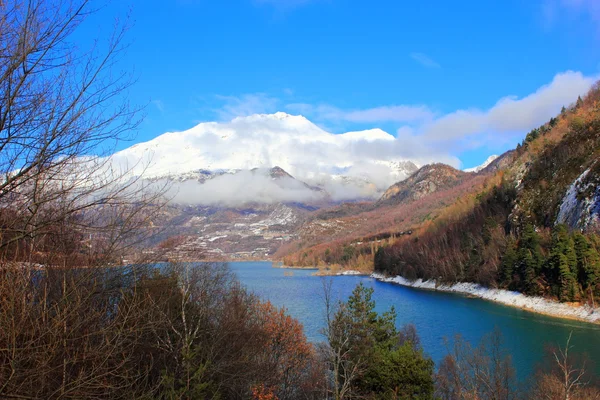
[110,112,421,203]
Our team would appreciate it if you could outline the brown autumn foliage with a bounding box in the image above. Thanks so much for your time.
[0,1,327,398]
[0,262,327,399]
[373,82,600,297]
[376,177,516,285]
[278,170,497,268]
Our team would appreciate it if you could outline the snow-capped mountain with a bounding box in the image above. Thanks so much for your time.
[464,155,499,173]
[111,112,420,204]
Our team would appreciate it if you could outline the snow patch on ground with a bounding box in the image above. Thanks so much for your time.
[371,273,600,324]
[337,270,365,276]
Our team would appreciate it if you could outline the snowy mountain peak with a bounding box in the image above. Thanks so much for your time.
[464,155,499,173]
[109,112,428,204]
[340,128,395,142]
[231,112,310,125]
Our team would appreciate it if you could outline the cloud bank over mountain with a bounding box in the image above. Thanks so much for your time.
[109,71,597,206]
[213,71,596,160]
[110,112,430,205]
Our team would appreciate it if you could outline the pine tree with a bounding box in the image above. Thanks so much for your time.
[574,232,600,301]
[558,254,578,302]
[501,238,517,288]
[333,283,435,399]
[517,224,543,295]
[549,225,580,301]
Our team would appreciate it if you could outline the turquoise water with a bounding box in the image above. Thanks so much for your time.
[229,261,600,379]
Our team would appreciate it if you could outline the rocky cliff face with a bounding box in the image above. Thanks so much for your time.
[556,163,600,232]
[378,163,467,205]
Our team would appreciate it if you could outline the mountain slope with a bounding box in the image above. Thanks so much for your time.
[277,160,495,268]
[375,84,600,304]
[378,164,467,205]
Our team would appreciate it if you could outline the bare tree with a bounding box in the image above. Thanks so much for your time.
[0,1,171,397]
[530,332,600,400]
[436,329,518,400]
[0,0,168,266]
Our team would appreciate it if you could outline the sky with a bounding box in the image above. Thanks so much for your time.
[77,0,600,169]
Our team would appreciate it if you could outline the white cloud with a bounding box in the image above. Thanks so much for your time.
[420,71,596,144]
[165,170,324,206]
[213,93,279,121]
[114,71,597,205]
[286,103,434,123]
[111,111,453,204]
[410,52,441,69]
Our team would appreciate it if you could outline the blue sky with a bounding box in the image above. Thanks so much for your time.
[80,0,600,169]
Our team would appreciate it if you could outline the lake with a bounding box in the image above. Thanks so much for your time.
[229,261,600,379]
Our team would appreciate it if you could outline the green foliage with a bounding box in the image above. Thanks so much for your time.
[363,344,435,400]
[547,225,579,300]
[341,245,355,264]
[159,359,216,400]
[500,238,517,288]
[516,224,544,295]
[332,283,435,399]
[569,116,586,133]
[574,232,600,294]
[525,128,540,143]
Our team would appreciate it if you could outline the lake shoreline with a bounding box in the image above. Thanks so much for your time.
[276,264,372,276]
[371,272,600,325]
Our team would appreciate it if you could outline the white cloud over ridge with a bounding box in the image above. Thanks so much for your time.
[111,71,596,205]
[111,112,442,205]
[165,170,323,206]
[286,103,434,123]
[420,71,596,145]
[213,93,278,121]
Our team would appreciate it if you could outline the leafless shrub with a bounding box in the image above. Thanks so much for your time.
[436,329,519,400]
[529,332,600,400]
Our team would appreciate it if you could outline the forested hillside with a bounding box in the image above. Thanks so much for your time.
[278,165,495,269]
[376,84,600,304]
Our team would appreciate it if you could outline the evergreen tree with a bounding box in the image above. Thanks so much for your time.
[332,283,435,399]
[517,224,543,295]
[574,232,600,300]
[500,238,517,288]
[548,225,579,301]
[558,253,578,302]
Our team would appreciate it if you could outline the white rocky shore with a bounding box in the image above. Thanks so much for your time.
[371,273,600,324]
[337,270,365,276]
